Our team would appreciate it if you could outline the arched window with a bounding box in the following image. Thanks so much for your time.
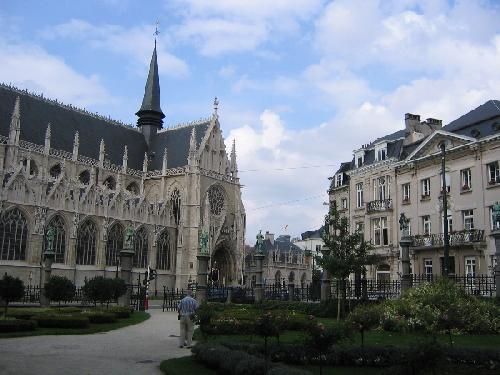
[275,270,282,285]
[133,227,148,268]
[76,220,97,265]
[79,170,90,185]
[21,158,37,176]
[170,189,181,225]
[49,164,62,179]
[126,182,139,195]
[156,230,171,270]
[44,215,66,263]
[0,208,28,261]
[106,223,123,266]
[289,271,295,283]
[103,176,116,190]
[208,185,225,216]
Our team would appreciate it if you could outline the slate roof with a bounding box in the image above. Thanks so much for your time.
[443,100,500,139]
[0,85,147,170]
[150,121,210,170]
[0,85,212,171]
[251,234,304,255]
[301,227,323,240]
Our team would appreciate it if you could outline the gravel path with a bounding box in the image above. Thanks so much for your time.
[0,309,191,375]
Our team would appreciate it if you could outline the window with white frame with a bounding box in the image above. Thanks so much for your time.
[463,210,474,230]
[373,176,390,201]
[491,207,500,230]
[375,144,387,161]
[488,162,500,184]
[442,214,453,233]
[356,183,364,208]
[341,198,348,210]
[355,151,365,168]
[335,173,343,187]
[373,217,388,246]
[355,222,364,238]
[421,178,431,198]
[460,168,472,191]
[402,183,411,203]
[422,215,431,235]
[424,259,433,277]
[465,256,476,277]
[440,173,451,193]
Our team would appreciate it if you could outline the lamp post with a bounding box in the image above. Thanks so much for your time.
[440,142,450,277]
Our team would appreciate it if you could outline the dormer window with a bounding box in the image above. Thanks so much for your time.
[335,173,343,187]
[375,143,387,161]
[354,150,365,168]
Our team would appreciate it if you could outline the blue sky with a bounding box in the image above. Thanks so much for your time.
[1,0,500,241]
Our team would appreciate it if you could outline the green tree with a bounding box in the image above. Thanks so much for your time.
[317,204,378,320]
[82,276,114,306]
[109,278,127,301]
[0,274,25,317]
[44,275,76,305]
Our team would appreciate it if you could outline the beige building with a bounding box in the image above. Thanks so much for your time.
[0,45,246,289]
[329,101,500,280]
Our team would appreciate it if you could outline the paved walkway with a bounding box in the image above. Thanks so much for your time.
[0,309,191,375]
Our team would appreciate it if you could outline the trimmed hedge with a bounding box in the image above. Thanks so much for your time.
[34,314,90,329]
[192,343,310,375]
[82,311,117,324]
[101,306,132,319]
[0,319,37,333]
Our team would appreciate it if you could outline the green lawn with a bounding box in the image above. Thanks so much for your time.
[0,311,150,338]
[194,326,500,350]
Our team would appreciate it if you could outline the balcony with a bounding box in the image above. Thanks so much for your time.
[411,229,485,249]
[366,199,393,213]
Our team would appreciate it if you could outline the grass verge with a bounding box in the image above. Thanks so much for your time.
[0,311,150,338]
[160,356,217,375]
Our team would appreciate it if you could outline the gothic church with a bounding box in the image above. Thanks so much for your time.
[0,44,246,289]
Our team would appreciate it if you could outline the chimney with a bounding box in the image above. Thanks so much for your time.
[425,118,442,131]
[265,231,274,245]
[405,113,421,133]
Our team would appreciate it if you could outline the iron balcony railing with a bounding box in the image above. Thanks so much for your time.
[411,229,485,248]
[366,198,393,213]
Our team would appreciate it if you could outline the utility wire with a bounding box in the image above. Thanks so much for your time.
[239,164,338,173]
[249,193,325,211]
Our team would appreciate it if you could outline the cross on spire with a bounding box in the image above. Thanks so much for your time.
[154,20,160,48]
[213,96,219,115]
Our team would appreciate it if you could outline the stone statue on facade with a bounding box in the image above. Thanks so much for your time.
[256,230,264,254]
[124,226,134,250]
[399,213,410,238]
[199,230,209,255]
[45,227,56,252]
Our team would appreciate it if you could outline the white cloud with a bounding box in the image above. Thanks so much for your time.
[0,39,111,107]
[41,19,189,78]
[171,0,325,56]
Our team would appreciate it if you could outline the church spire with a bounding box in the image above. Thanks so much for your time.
[136,42,165,147]
[230,139,238,178]
[136,44,164,120]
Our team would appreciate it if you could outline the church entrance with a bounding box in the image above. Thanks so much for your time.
[210,242,235,286]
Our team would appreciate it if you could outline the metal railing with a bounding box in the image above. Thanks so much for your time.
[366,198,393,213]
[411,229,485,248]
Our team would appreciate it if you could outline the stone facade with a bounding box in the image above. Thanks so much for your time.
[0,46,245,290]
[329,101,500,279]
[244,232,312,287]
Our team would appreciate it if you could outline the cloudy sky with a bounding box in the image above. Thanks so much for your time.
[1,0,500,241]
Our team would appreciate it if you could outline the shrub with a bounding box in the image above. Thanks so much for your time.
[82,311,117,324]
[0,274,25,317]
[255,311,281,357]
[34,314,90,329]
[348,304,382,348]
[103,306,132,319]
[0,319,37,332]
[380,279,500,335]
[82,276,126,306]
[44,275,75,304]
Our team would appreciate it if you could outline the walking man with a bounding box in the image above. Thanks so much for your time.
[177,289,199,348]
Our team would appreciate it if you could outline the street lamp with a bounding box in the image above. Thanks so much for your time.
[440,141,450,277]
